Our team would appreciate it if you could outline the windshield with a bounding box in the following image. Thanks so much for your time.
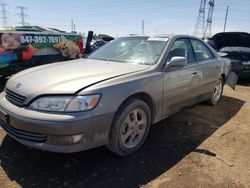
[219,46,250,53]
[88,37,168,65]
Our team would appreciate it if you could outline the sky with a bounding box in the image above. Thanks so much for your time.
[1,0,250,37]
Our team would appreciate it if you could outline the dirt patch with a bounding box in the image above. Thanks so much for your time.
[145,85,250,188]
[0,83,250,188]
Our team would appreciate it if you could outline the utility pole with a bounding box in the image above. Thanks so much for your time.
[194,0,207,38]
[223,5,229,32]
[71,19,73,32]
[17,6,29,26]
[142,20,144,35]
[0,3,8,28]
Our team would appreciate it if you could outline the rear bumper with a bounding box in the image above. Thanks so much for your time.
[0,95,114,153]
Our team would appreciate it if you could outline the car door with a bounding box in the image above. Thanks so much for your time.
[189,38,221,95]
[162,38,201,116]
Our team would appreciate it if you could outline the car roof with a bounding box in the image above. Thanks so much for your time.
[125,34,201,40]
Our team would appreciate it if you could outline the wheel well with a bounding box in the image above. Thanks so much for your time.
[221,74,225,82]
[117,92,155,124]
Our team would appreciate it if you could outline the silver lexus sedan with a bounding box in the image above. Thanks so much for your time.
[0,35,232,156]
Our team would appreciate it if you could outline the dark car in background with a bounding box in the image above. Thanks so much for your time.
[90,34,114,52]
[211,32,250,79]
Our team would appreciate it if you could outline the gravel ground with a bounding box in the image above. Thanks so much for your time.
[0,79,249,188]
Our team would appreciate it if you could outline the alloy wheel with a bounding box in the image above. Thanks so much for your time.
[213,79,223,102]
[120,108,147,149]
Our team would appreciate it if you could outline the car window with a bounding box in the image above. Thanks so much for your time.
[167,38,195,64]
[190,39,214,61]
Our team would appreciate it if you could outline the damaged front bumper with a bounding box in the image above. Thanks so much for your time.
[225,71,238,90]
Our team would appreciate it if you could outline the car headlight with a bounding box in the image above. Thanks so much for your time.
[29,94,101,112]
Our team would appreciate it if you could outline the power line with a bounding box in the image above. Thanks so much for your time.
[0,3,8,28]
[33,0,195,11]
[16,6,29,26]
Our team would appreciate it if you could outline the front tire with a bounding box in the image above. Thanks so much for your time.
[107,98,151,156]
[208,77,224,105]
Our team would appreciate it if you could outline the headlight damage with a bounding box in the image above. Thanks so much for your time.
[29,94,101,112]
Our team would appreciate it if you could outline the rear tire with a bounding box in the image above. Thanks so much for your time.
[207,77,224,106]
[107,98,151,156]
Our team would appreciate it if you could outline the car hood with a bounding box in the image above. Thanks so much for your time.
[212,32,250,50]
[6,59,150,97]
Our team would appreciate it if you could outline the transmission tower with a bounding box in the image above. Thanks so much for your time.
[204,0,215,38]
[17,6,29,26]
[193,0,206,38]
[0,3,8,28]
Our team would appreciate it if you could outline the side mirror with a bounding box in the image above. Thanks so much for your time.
[217,52,228,57]
[167,56,187,68]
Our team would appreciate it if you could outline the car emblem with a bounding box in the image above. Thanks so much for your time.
[15,83,22,89]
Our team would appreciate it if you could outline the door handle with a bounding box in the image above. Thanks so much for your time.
[193,72,198,75]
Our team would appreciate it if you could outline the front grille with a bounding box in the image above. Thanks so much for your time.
[5,88,27,106]
[1,122,47,143]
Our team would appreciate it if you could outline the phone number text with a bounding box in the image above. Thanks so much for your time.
[20,35,61,44]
